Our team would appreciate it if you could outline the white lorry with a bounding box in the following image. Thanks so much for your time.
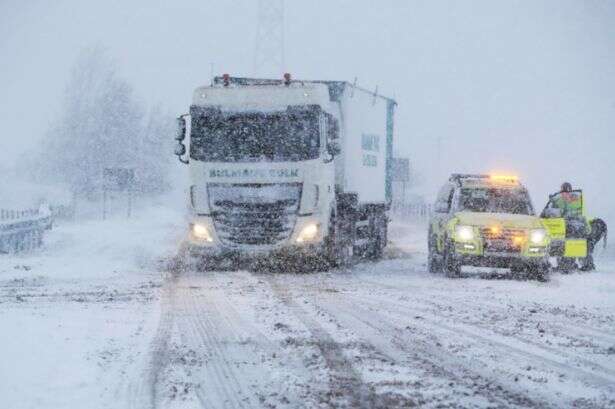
[174,75,396,267]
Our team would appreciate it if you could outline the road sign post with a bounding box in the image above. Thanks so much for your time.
[102,168,135,220]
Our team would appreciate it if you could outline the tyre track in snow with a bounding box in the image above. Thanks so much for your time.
[306,288,548,408]
[175,270,329,409]
[175,271,263,409]
[357,292,615,382]
[353,277,615,373]
[134,267,349,409]
[364,276,615,336]
[128,260,614,408]
[262,273,381,409]
[128,271,178,409]
[179,288,249,408]
[358,290,615,377]
[340,291,615,404]
[356,274,615,344]
[128,268,253,409]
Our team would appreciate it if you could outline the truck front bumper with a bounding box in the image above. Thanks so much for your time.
[185,214,327,259]
[454,253,549,269]
[184,241,325,261]
[452,241,549,268]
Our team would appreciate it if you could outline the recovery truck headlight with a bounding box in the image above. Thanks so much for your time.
[529,229,547,245]
[296,223,319,243]
[191,223,213,242]
[455,225,475,242]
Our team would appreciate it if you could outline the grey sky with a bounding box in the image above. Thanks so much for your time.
[1,0,614,216]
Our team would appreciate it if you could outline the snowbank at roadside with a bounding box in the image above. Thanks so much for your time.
[0,203,184,409]
[0,203,184,284]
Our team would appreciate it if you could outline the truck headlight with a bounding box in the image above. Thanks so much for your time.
[192,223,213,242]
[296,223,319,243]
[529,229,546,245]
[455,225,474,241]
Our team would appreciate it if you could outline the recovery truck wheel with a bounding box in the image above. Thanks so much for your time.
[427,228,441,274]
[556,257,577,273]
[442,240,461,278]
[524,261,550,282]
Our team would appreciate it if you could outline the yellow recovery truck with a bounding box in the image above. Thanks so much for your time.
[428,174,551,281]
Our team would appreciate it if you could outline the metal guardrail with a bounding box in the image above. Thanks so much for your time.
[0,207,53,254]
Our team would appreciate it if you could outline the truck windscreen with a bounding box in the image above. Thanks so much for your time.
[190,110,320,162]
[459,188,534,215]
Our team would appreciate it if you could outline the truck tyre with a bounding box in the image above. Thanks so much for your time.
[427,229,441,274]
[365,212,386,260]
[442,240,461,278]
[325,211,353,268]
[525,261,550,282]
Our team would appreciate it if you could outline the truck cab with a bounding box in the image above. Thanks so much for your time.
[174,76,396,268]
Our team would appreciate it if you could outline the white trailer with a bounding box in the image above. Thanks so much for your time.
[174,75,396,267]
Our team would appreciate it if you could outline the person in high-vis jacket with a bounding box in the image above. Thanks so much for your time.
[551,182,607,271]
[554,183,582,216]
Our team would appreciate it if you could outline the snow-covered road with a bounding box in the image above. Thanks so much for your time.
[1,209,614,408]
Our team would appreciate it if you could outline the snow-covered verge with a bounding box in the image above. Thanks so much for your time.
[1,213,614,408]
[0,205,184,409]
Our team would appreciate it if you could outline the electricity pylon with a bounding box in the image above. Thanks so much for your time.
[254,0,285,77]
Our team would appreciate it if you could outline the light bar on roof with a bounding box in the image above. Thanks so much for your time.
[489,174,519,184]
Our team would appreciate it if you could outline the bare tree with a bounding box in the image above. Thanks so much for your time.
[32,46,172,197]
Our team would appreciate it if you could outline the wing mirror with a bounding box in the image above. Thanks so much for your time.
[176,116,186,141]
[175,115,189,164]
[174,143,186,156]
[174,142,188,164]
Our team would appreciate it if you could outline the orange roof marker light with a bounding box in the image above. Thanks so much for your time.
[489,174,519,184]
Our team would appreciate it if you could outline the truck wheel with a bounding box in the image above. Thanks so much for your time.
[325,211,353,268]
[442,240,461,278]
[365,212,386,260]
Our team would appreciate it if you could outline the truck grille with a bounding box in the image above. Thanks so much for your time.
[208,183,301,247]
[481,228,526,254]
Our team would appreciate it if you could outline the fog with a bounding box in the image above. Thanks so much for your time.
[1,0,614,218]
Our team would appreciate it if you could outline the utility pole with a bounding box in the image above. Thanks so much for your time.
[254,0,285,77]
